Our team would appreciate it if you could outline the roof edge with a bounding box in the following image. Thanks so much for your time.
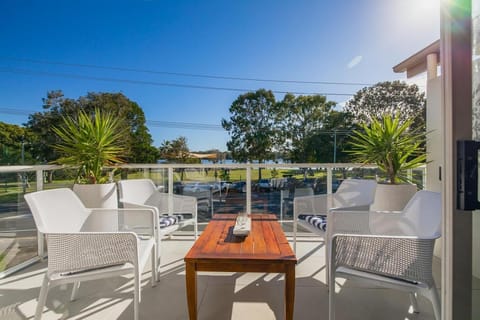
[393,40,440,74]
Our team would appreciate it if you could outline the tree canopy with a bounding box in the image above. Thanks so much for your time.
[222,89,278,163]
[304,110,355,163]
[222,90,349,163]
[158,136,202,164]
[0,122,34,164]
[26,90,159,163]
[343,81,426,128]
[277,93,337,162]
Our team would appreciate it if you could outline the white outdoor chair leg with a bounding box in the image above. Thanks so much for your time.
[134,267,140,320]
[428,286,441,320]
[151,245,157,285]
[70,282,81,301]
[409,292,419,313]
[328,240,336,320]
[157,240,162,279]
[325,238,330,288]
[35,275,50,320]
[328,268,335,320]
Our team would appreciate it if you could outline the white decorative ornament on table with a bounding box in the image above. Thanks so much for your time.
[233,213,251,236]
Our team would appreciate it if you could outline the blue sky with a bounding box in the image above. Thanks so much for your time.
[0,0,440,151]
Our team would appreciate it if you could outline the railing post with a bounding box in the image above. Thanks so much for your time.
[327,167,333,194]
[280,189,284,222]
[246,166,251,215]
[168,167,174,214]
[143,168,149,178]
[422,166,427,189]
[210,187,214,218]
[35,169,44,191]
[407,168,413,184]
[35,169,45,258]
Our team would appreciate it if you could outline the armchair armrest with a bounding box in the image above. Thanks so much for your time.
[329,208,440,239]
[326,210,371,236]
[294,194,372,219]
[171,194,197,216]
[144,192,197,216]
[294,194,334,218]
[86,208,157,240]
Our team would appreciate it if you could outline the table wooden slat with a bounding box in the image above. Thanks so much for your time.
[185,214,296,263]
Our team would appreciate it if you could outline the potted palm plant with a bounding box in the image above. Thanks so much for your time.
[347,114,427,211]
[52,108,126,208]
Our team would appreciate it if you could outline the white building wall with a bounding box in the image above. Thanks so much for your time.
[426,77,443,193]
[426,76,443,259]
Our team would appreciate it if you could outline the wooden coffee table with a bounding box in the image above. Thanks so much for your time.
[184,214,297,320]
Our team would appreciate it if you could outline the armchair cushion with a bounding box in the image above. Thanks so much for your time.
[158,213,194,228]
[159,215,178,228]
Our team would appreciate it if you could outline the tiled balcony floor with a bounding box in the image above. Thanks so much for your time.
[0,235,440,320]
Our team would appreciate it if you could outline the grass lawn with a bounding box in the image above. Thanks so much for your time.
[138,168,331,183]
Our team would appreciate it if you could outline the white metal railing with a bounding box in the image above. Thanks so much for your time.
[118,162,385,214]
[0,162,426,277]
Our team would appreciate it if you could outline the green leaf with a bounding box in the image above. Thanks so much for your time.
[346,113,427,184]
[52,108,126,184]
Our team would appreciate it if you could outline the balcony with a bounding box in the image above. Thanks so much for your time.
[0,163,439,319]
[0,234,440,320]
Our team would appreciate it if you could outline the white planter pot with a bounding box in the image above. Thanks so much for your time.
[73,182,118,208]
[370,183,417,212]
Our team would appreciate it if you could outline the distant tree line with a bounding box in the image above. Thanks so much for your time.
[0,80,425,166]
[1,90,159,165]
[0,122,34,165]
[222,81,426,164]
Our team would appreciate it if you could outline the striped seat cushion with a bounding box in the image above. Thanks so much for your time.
[159,215,179,228]
[159,214,193,228]
[298,214,327,232]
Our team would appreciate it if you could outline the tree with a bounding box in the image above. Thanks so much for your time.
[304,111,356,163]
[159,136,197,180]
[0,122,34,164]
[343,81,426,129]
[26,90,159,164]
[277,93,337,162]
[76,92,159,163]
[158,136,195,163]
[222,89,278,164]
[26,90,76,163]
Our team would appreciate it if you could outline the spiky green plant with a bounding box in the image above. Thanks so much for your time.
[347,114,427,184]
[52,109,126,184]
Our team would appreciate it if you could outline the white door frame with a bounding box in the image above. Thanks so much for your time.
[440,0,473,319]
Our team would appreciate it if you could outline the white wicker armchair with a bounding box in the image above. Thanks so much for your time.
[118,179,198,237]
[24,188,157,320]
[328,190,441,320]
[293,179,377,251]
[118,179,198,276]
